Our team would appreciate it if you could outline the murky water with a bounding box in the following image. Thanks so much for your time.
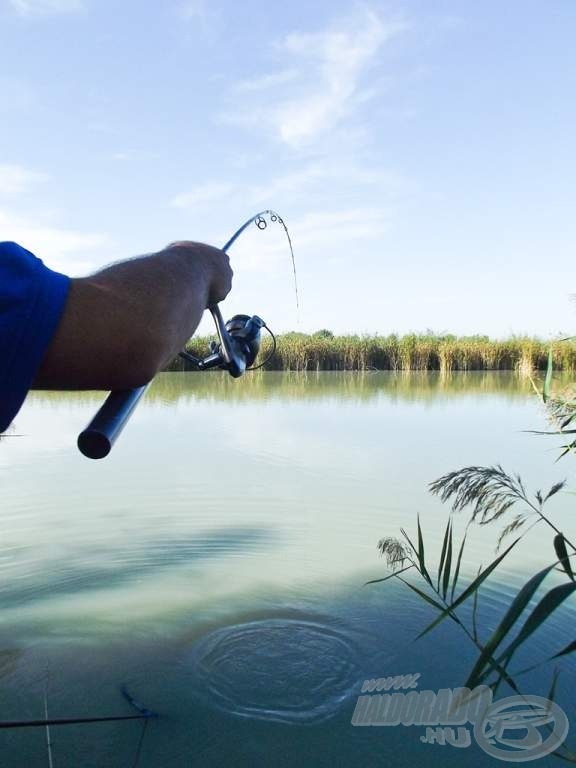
[0,372,574,766]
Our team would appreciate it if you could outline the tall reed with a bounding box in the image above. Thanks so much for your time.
[168,333,576,374]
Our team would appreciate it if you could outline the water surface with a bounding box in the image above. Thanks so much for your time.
[0,373,574,766]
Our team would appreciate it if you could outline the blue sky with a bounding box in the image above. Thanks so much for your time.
[0,0,575,336]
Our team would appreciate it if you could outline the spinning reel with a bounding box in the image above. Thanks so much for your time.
[180,305,272,378]
[76,306,274,460]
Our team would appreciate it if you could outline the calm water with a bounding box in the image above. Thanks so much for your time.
[0,372,574,766]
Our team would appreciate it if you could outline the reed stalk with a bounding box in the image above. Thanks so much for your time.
[167,334,576,374]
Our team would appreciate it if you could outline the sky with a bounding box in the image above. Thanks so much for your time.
[0,0,575,337]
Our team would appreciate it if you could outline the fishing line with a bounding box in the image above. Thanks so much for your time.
[44,672,54,768]
[222,209,299,312]
[130,718,150,768]
[247,324,277,371]
[122,685,155,768]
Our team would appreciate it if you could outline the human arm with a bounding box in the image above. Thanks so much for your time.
[33,242,232,391]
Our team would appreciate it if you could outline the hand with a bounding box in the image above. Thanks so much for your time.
[167,241,233,306]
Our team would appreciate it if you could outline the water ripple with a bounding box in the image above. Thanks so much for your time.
[182,616,359,724]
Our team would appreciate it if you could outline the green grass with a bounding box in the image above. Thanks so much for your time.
[168,333,576,373]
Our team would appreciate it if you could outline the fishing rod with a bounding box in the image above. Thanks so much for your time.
[0,686,158,729]
[0,686,156,768]
[77,210,295,459]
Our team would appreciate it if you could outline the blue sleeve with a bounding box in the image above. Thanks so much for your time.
[0,242,71,431]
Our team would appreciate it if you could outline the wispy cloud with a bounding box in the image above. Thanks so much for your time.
[171,181,236,209]
[236,69,299,93]
[179,0,208,19]
[287,207,390,252]
[208,205,392,276]
[8,0,84,16]
[225,8,406,148]
[178,0,220,29]
[0,207,108,275]
[170,162,412,212]
[249,163,411,205]
[0,164,47,197]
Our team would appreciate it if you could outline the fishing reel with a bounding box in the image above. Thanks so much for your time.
[77,305,275,459]
[179,306,269,378]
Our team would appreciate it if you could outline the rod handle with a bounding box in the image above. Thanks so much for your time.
[77,386,148,459]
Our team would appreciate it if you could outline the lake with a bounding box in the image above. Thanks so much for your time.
[0,372,574,766]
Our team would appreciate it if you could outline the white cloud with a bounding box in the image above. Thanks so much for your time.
[0,164,47,197]
[0,207,108,275]
[170,162,412,212]
[9,0,83,16]
[226,8,406,148]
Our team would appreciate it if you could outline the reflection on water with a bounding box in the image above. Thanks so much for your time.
[30,368,542,406]
[0,372,574,766]
[0,526,274,609]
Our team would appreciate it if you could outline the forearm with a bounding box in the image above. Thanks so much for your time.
[34,243,229,390]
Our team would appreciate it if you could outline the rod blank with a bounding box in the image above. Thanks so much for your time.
[77,386,148,459]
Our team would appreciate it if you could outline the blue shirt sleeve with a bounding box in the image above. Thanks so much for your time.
[0,242,71,431]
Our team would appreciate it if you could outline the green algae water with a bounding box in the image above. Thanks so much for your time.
[0,372,574,766]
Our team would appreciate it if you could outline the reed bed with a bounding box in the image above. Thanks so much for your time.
[169,333,576,374]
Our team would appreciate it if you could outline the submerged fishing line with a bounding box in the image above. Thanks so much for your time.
[44,673,54,768]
